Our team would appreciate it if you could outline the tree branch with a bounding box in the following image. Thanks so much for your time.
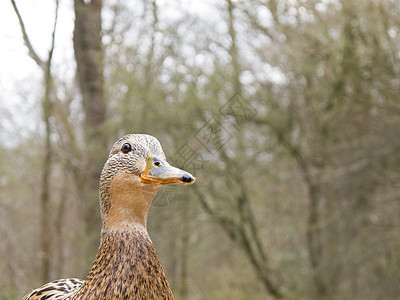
[10,0,45,70]
[48,0,59,65]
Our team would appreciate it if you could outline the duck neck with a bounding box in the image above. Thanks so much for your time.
[73,227,173,299]
[101,173,160,229]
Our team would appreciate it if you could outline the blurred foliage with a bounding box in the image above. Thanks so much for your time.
[1,0,400,299]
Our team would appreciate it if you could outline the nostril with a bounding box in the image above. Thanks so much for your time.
[181,174,192,183]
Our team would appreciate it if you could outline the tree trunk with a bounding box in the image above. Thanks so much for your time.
[73,0,106,261]
[40,72,52,283]
[178,199,190,300]
[306,181,326,298]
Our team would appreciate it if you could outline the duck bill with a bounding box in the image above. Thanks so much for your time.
[140,154,196,186]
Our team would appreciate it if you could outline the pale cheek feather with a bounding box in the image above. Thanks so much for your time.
[136,157,146,174]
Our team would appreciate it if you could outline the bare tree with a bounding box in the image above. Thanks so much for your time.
[73,0,106,260]
[190,1,285,298]
[11,0,60,283]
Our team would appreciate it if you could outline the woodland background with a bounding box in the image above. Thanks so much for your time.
[1,0,400,299]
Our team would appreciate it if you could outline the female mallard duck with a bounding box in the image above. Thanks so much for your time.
[23,134,195,299]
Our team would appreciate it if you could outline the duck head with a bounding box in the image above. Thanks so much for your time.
[99,134,195,229]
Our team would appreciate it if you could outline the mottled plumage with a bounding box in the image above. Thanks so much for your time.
[23,134,195,300]
[71,228,173,299]
[23,279,83,299]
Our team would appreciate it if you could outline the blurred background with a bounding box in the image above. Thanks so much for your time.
[1,0,400,299]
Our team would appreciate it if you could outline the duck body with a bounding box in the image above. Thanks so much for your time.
[23,134,195,300]
[23,227,172,300]
[72,226,173,299]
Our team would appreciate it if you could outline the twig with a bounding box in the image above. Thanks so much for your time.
[48,0,59,65]
[10,0,45,70]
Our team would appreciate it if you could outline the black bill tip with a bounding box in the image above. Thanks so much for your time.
[181,174,193,183]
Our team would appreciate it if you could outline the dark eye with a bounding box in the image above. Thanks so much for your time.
[121,143,132,154]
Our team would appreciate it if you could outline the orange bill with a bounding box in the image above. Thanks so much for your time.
[140,154,196,186]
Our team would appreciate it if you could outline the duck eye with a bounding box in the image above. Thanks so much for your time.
[121,143,132,154]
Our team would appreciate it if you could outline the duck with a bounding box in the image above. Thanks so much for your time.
[23,134,196,299]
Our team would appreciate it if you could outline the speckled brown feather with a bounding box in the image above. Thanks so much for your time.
[22,134,175,300]
[71,229,173,299]
[22,278,84,299]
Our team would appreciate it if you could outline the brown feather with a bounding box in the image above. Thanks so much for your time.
[71,228,173,299]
